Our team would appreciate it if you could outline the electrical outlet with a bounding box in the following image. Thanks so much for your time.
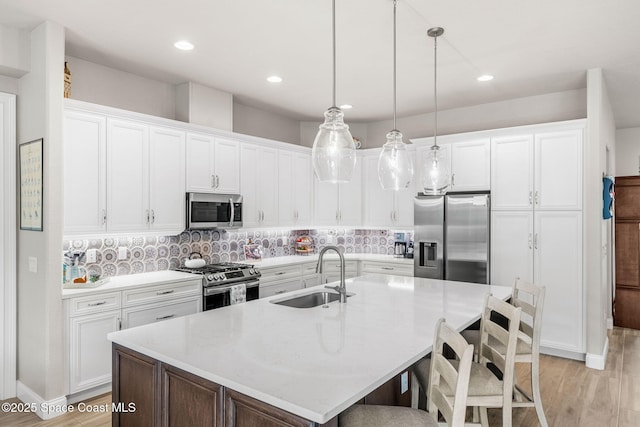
[401,371,409,394]
[28,256,38,273]
[87,249,97,263]
[118,247,128,260]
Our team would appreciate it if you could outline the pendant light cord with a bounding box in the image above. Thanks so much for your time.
[433,31,438,147]
[392,0,397,131]
[332,0,337,108]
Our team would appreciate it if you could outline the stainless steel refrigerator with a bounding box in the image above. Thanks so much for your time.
[414,192,490,284]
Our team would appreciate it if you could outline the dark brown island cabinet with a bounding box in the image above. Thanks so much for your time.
[614,176,640,329]
[112,344,410,427]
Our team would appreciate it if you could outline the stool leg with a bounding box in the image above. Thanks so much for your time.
[531,357,548,427]
[410,372,419,409]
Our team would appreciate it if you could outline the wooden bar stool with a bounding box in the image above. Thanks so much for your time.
[340,318,475,427]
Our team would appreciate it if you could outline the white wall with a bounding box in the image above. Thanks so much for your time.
[175,82,233,131]
[64,56,176,119]
[17,21,66,407]
[585,68,616,368]
[0,24,29,77]
[615,127,640,176]
[233,102,301,145]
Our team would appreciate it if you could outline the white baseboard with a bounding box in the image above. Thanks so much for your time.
[16,381,68,420]
[607,316,614,330]
[540,346,586,361]
[66,382,111,404]
[585,337,609,371]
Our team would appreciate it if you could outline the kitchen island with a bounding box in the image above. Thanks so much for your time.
[108,274,510,426]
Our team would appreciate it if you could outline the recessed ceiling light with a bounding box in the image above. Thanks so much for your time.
[339,104,353,110]
[266,75,283,83]
[477,74,494,82]
[174,40,194,51]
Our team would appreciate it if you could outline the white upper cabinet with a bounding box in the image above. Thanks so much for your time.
[534,129,583,211]
[107,118,150,232]
[491,127,583,211]
[491,134,534,210]
[312,155,363,227]
[362,152,414,228]
[107,119,185,234]
[63,110,107,234]
[241,143,278,227]
[186,133,240,194]
[450,138,491,191]
[148,126,185,232]
[278,150,312,227]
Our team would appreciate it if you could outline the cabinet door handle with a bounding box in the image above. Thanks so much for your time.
[146,210,150,224]
[156,314,175,320]
[211,175,215,188]
[534,190,539,205]
[528,233,533,249]
[151,209,155,224]
[118,317,122,330]
[529,191,533,205]
[156,290,175,295]
[534,233,539,249]
[451,173,455,186]
[275,271,286,276]
[102,209,107,225]
[88,301,106,307]
[275,290,287,294]
[336,211,339,221]
[216,175,220,189]
[382,267,394,271]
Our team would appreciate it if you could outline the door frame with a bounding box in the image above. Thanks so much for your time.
[1,92,16,399]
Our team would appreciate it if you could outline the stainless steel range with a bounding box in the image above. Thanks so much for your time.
[175,262,261,311]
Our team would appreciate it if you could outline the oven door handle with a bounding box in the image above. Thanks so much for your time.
[204,279,260,296]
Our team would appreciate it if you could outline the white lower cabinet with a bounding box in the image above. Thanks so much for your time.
[322,260,358,284]
[261,278,304,298]
[491,210,583,355]
[360,261,413,277]
[66,279,202,397]
[122,297,200,329]
[69,309,120,394]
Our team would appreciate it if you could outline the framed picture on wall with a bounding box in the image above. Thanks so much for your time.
[19,138,43,231]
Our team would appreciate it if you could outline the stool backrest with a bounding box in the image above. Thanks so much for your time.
[428,318,475,427]
[512,278,546,356]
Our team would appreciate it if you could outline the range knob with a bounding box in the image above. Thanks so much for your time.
[249,269,255,275]
[253,268,260,275]
[218,274,226,280]
[206,274,215,282]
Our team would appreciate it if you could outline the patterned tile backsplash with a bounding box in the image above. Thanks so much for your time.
[62,229,413,280]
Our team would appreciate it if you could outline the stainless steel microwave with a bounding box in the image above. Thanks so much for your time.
[186,193,243,229]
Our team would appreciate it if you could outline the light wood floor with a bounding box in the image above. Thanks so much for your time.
[1,327,639,426]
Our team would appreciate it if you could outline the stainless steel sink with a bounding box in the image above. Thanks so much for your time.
[271,291,354,308]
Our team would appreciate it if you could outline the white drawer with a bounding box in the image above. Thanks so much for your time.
[322,260,358,273]
[361,261,413,277]
[259,265,302,284]
[69,292,121,317]
[260,279,304,298]
[122,279,201,307]
[122,297,201,329]
[301,262,319,276]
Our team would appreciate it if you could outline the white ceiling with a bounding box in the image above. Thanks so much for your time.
[1,0,639,128]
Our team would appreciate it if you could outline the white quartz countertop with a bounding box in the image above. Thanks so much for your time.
[108,274,510,423]
[253,254,414,268]
[61,270,200,299]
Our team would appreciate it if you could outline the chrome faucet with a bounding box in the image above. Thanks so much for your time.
[316,245,347,303]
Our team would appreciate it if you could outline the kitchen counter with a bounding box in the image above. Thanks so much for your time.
[61,270,199,299]
[253,253,414,268]
[108,274,509,423]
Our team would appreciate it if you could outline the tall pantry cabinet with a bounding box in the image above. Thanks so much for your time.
[614,176,640,329]
[490,121,584,357]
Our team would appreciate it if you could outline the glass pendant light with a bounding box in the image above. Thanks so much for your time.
[377,0,414,191]
[312,0,356,183]
[423,27,450,195]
